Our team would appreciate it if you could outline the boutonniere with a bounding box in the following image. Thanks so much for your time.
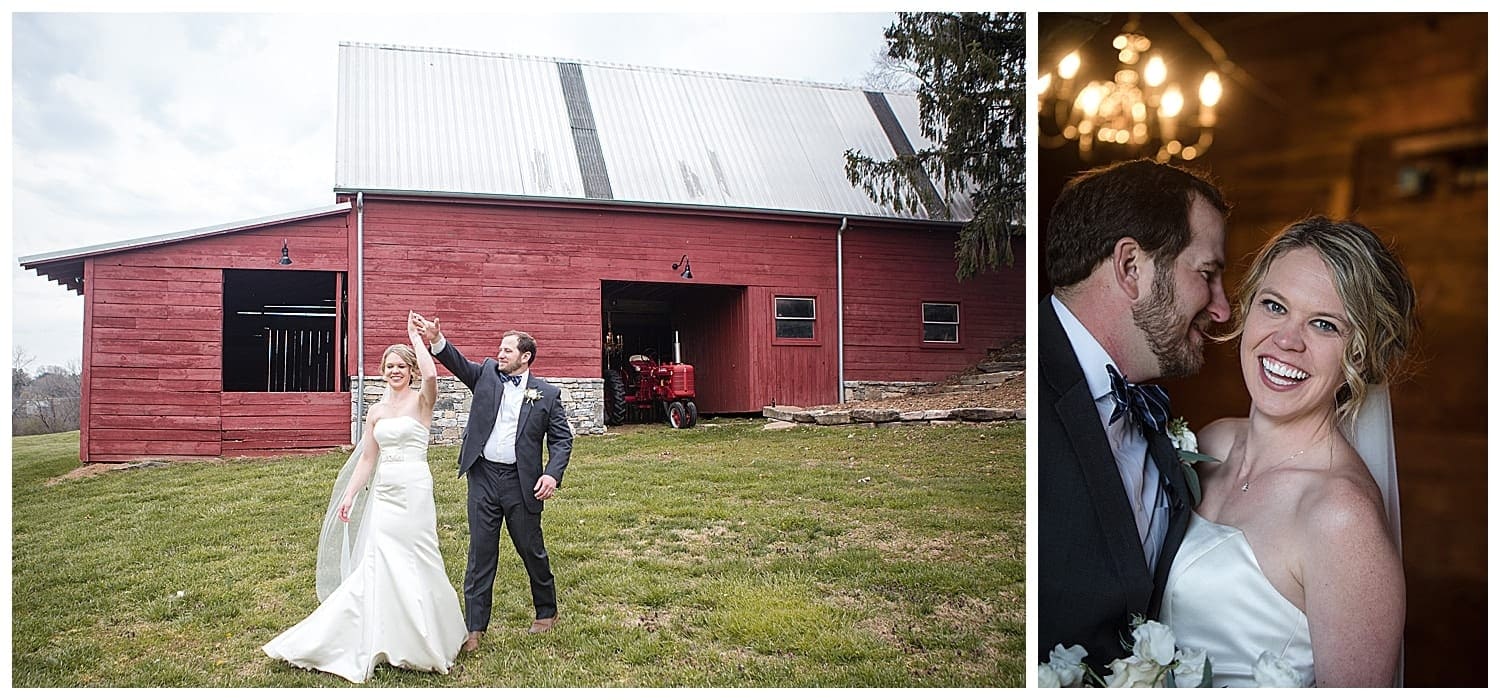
[1166,417,1216,505]
[523,388,542,404]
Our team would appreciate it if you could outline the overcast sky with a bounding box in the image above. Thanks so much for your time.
[9,10,900,372]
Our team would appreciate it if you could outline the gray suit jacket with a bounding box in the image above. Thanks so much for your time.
[434,340,573,513]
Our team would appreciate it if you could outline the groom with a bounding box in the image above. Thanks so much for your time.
[415,315,572,650]
[1038,159,1231,669]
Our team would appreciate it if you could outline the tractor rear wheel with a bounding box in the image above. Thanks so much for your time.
[603,369,627,426]
[685,400,699,428]
[667,400,689,429]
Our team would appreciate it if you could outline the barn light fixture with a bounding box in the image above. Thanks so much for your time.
[278,239,292,265]
[1038,13,1230,163]
[672,254,693,279]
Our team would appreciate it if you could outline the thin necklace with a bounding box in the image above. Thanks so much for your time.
[1238,446,1311,493]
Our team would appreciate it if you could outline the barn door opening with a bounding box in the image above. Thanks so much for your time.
[223,270,346,392]
[600,280,749,422]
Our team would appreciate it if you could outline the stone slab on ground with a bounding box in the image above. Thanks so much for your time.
[762,405,804,422]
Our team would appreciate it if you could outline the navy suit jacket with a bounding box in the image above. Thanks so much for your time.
[1038,298,1192,669]
[434,339,573,514]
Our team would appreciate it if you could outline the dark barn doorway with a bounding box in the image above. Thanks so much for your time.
[600,280,748,425]
[223,270,346,392]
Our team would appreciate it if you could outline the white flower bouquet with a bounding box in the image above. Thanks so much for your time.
[1040,617,1304,688]
[1039,617,1212,688]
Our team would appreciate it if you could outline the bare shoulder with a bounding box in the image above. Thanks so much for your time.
[365,402,389,423]
[1300,457,1391,548]
[1195,417,1243,463]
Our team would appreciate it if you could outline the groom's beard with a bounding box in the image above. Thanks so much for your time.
[1133,266,1209,379]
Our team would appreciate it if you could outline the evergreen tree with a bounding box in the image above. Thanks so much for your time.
[846,12,1025,279]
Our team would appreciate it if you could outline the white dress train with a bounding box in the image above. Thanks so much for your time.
[264,415,466,683]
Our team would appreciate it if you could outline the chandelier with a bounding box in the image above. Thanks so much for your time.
[1039,16,1223,163]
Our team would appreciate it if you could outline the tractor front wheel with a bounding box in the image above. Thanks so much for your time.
[685,400,699,428]
[603,369,627,426]
[667,401,690,429]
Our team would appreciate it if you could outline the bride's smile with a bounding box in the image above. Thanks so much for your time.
[1239,247,1350,418]
[385,355,412,390]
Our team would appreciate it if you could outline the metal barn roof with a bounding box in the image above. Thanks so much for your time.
[334,42,972,222]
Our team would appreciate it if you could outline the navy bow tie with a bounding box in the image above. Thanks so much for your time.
[500,372,522,386]
[1106,365,1170,435]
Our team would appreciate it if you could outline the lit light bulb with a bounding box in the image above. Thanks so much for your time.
[1077,84,1104,117]
[1144,56,1167,87]
[1113,34,1128,50]
[1038,73,1052,95]
[1160,85,1184,118]
[1199,71,1223,107]
[1059,52,1081,80]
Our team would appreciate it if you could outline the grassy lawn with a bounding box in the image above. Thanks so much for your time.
[11,418,1024,687]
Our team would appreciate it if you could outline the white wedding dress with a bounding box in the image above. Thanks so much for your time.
[1160,386,1402,687]
[264,415,466,683]
[1159,513,1314,687]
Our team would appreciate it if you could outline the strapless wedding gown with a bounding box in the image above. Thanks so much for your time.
[1160,513,1314,687]
[264,415,466,683]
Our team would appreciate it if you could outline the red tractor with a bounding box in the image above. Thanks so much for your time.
[603,332,698,428]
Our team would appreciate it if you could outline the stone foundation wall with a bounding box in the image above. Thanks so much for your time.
[842,380,940,402]
[354,376,606,444]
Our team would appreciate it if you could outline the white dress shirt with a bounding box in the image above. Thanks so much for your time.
[432,336,527,465]
[1051,295,1170,573]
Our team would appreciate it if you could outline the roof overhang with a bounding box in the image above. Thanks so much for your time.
[336,187,970,231]
[18,202,351,295]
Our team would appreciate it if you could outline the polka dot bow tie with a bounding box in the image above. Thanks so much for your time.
[1106,364,1170,435]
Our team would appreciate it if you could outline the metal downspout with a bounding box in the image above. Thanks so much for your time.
[837,216,848,404]
[354,192,365,442]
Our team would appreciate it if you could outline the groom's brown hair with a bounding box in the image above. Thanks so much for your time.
[504,330,538,365]
[1046,158,1229,290]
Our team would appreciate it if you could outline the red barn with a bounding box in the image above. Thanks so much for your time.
[21,43,1023,463]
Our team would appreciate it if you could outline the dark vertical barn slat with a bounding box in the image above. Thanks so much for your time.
[557,61,615,200]
[863,91,948,220]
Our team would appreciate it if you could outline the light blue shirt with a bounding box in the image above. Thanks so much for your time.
[1051,295,1169,573]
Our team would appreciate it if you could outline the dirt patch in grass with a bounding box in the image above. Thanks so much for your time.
[46,460,185,485]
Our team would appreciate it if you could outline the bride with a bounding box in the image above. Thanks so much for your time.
[1160,217,1415,686]
[264,312,467,683]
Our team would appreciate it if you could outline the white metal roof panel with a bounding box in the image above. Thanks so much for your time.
[337,43,584,198]
[335,43,970,222]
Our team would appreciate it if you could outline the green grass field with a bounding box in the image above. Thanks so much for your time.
[11,418,1024,687]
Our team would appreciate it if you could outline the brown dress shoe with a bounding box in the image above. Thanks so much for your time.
[462,630,484,652]
[527,615,558,634]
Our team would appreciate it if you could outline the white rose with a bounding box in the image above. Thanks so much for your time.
[1172,647,1209,688]
[1131,619,1178,666]
[1104,655,1162,688]
[1045,644,1088,687]
[1253,651,1303,687]
[1168,419,1198,452]
[1037,664,1061,688]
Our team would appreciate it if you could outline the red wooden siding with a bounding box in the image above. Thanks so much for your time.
[751,287,839,408]
[72,195,1020,460]
[222,392,353,456]
[79,214,349,462]
[842,228,1025,382]
[674,285,754,412]
[354,198,1018,411]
